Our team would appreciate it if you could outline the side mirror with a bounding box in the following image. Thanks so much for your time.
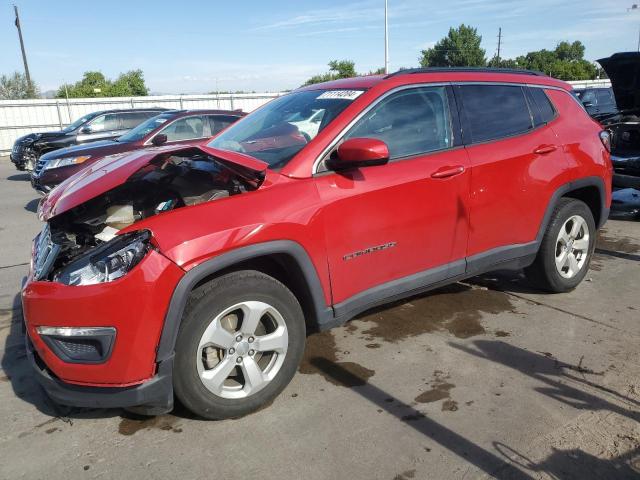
[80,126,92,134]
[151,134,167,146]
[328,138,389,171]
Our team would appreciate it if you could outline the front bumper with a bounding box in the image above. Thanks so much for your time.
[27,335,174,413]
[22,249,184,387]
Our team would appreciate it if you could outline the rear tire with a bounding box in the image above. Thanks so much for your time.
[173,270,305,420]
[525,198,596,293]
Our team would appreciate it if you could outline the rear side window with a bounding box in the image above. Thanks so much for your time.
[528,87,556,125]
[344,86,452,159]
[207,115,238,136]
[596,89,614,106]
[459,85,533,143]
[119,112,149,129]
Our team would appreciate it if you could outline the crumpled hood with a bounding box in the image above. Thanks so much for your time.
[38,144,269,221]
[598,52,640,112]
[15,131,63,145]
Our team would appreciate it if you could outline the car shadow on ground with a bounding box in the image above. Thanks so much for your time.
[24,198,40,213]
[7,173,30,182]
[309,341,640,479]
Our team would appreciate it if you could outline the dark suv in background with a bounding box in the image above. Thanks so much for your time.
[30,109,244,193]
[10,108,166,171]
[574,87,617,118]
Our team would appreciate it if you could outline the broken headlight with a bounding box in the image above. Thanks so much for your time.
[54,231,151,286]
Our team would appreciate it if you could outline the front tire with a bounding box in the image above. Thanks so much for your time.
[173,270,305,420]
[525,198,596,292]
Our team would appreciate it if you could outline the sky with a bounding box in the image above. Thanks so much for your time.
[1,0,639,94]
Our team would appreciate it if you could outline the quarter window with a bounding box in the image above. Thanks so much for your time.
[459,85,533,143]
[343,86,452,159]
[528,87,556,125]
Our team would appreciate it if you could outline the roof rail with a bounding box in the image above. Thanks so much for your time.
[385,67,545,78]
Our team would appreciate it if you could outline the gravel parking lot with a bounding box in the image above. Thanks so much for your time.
[0,157,638,479]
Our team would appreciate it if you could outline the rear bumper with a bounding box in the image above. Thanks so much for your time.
[27,335,174,413]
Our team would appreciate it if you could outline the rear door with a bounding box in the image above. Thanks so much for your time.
[315,85,470,306]
[457,84,567,262]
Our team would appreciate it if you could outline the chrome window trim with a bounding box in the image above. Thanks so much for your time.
[311,82,449,175]
[311,81,577,175]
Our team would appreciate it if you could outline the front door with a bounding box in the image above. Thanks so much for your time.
[315,85,470,308]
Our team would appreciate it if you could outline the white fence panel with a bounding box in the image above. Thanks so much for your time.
[567,79,612,89]
[0,93,282,155]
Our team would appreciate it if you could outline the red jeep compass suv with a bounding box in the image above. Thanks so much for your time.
[23,69,612,419]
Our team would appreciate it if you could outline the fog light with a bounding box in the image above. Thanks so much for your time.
[36,326,116,364]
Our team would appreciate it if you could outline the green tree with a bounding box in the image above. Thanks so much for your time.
[304,60,357,85]
[56,70,149,98]
[515,41,597,80]
[110,70,149,96]
[420,24,486,67]
[0,71,39,99]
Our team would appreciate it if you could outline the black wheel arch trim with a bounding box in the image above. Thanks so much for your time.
[535,176,608,236]
[156,240,332,363]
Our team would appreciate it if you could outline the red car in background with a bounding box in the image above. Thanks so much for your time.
[30,109,244,194]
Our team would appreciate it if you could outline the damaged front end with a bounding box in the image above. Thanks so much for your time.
[32,145,268,285]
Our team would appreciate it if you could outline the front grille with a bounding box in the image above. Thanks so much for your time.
[12,143,25,157]
[32,157,48,177]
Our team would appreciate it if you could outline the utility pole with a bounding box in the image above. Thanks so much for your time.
[13,5,32,89]
[496,27,502,64]
[384,0,389,74]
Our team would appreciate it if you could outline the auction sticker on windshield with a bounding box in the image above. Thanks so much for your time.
[317,90,364,100]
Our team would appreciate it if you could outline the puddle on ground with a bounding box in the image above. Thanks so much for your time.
[415,370,457,410]
[352,283,515,343]
[597,231,640,254]
[299,331,375,387]
[118,414,182,436]
[441,399,458,412]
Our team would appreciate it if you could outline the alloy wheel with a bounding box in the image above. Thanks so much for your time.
[196,301,289,399]
[554,215,590,279]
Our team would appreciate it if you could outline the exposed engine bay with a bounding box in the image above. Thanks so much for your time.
[601,114,640,157]
[40,149,260,282]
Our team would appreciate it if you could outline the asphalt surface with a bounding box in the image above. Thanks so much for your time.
[0,157,638,480]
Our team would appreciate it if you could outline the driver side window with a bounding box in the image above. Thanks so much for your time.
[88,114,119,132]
[344,86,452,159]
[160,116,204,142]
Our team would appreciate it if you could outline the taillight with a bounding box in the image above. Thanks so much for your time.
[599,130,611,153]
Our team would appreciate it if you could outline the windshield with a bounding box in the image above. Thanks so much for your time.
[61,113,97,133]
[117,113,174,142]
[207,89,364,169]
